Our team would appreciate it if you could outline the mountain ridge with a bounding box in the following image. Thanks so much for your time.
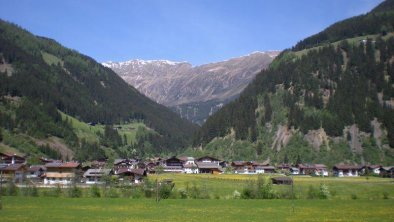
[104,51,280,124]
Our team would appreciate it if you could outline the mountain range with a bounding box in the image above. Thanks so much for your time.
[103,51,279,124]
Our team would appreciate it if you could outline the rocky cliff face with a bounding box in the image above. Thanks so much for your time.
[103,51,279,124]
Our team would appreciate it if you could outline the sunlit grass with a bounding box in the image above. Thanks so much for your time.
[1,197,393,222]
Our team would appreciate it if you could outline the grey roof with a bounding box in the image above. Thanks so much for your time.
[196,162,222,169]
[83,169,111,177]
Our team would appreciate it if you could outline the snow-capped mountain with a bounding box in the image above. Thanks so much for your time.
[103,51,280,125]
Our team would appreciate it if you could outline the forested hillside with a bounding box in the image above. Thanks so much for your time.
[192,0,394,166]
[0,20,198,162]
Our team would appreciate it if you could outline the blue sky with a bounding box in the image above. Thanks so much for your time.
[0,0,384,65]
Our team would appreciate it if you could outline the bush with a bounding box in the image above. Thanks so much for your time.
[307,185,319,199]
[104,187,119,198]
[21,186,39,197]
[6,181,18,196]
[318,184,330,199]
[178,188,188,199]
[186,183,201,199]
[256,176,276,199]
[241,186,255,199]
[383,192,389,199]
[278,188,297,199]
[42,185,63,197]
[233,190,241,199]
[130,187,143,199]
[159,184,173,199]
[68,185,82,198]
[90,185,101,198]
[307,184,330,199]
[143,179,154,198]
[351,193,358,200]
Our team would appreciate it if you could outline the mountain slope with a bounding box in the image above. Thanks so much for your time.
[0,19,198,155]
[103,51,279,124]
[193,0,394,165]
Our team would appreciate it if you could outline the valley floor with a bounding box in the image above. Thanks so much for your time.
[0,197,393,222]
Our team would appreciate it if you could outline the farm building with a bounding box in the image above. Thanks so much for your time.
[83,169,112,184]
[271,177,293,185]
[0,163,27,183]
[44,162,81,185]
[333,164,362,177]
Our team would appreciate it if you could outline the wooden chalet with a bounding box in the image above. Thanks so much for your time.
[163,156,184,173]
[231,161,273,174]
[83,169,112,184]
[333,164,362,177]
[298,164,328,176]
[379,166,394,178]
[196,156,221,164]
[195,162,223,174]
[27,165,46,179]
[44,162,81,185]
[0,163,27,183]
[0,152,26,164]
[116,168,147,184]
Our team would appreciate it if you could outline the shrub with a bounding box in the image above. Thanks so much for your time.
[21,186,39,197]
[241,186,255,199]
[307,185,319,199]
[6,181,18,196]
[68,185,82,198]
[178,188,188,199]
[318,184,330,199]
[143,179,154,198]
[159,184,173,199]
[383,192,389,199]
[90,185,101,198]
[53,185,62,197]
[351,193,358,200]
[256,176,276,199]
[105,187,119,198]
[233,190,241,199]
[278,188,297,199]
[187,183,201,199]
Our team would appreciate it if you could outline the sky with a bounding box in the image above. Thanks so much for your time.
[0,0,384,65]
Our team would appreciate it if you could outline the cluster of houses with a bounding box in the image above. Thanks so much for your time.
[0,152,393,186]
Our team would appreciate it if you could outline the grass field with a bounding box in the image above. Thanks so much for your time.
[1,176,393,221]
[60,111,146,144]
[1,197,393,222]
[152,174,394,200]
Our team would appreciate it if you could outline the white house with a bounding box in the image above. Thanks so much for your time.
[83,169,111,184]
[183,157,198,174]
[333,164,362,177]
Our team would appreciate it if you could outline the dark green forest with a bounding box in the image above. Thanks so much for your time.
[0,19,198,161]
[193,0,394,165]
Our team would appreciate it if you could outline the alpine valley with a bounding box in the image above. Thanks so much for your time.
[0,0,393,167]
[103,51,279,125]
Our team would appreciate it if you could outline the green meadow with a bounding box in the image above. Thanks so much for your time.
[1,197,393,222]
[153,174,394,200]
[1,175,393,221]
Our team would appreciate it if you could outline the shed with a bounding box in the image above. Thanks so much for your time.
[271,177,293,185]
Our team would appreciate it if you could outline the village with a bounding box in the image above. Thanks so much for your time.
[0,152,393,186]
